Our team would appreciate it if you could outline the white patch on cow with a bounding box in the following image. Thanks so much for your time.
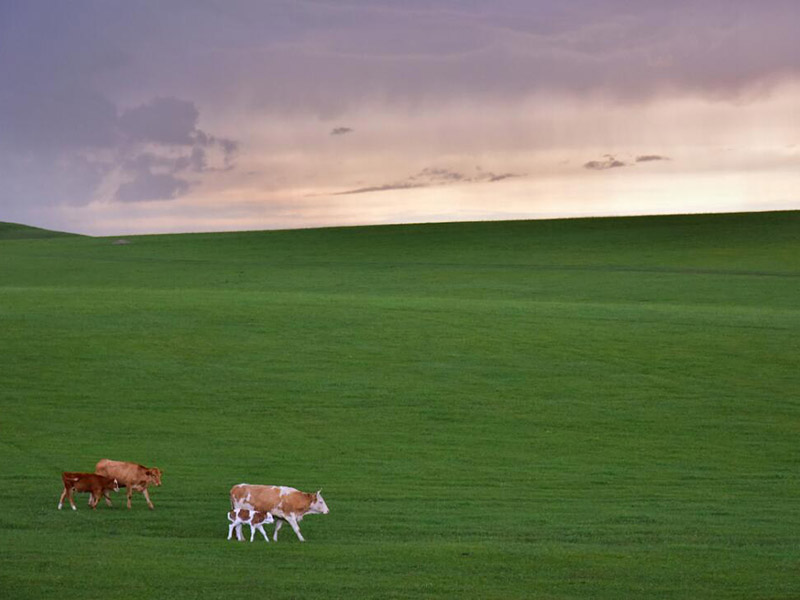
[310,490,330,515]
[240,494,254,510]
[279,486,294,497]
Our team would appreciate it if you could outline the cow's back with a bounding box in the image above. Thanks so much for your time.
[62,472,115,492]
[230,484,284,512]
[95,459,141,485]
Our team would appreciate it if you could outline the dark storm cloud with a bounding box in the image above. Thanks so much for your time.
[111,96,238,202]
[5,1,800,129]
[0,1,239,216]
[110,101,239,202]
[165,0,800,115]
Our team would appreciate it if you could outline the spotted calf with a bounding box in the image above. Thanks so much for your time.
[227,508,274,542]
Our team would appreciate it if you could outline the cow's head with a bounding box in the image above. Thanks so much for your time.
[111,478,120,492]
[310,490,329,515]
[146,468,162,486]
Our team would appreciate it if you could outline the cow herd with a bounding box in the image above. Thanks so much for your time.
[58,459,330,542]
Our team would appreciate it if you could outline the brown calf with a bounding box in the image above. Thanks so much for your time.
[58,472,119,510]
[95,459,162,510]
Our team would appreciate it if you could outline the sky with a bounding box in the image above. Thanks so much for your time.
[1,0,799,235]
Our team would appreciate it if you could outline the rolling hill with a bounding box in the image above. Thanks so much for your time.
[1,211,798,599]
[0,221,78,240]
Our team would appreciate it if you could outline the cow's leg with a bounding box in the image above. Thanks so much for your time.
[58,488,68,510]
[227,521,238,540]
[126,486,133,509]
[90,491,99,509]
[67,487,77,511]
[103,489,113,507]
[142,487,154,510]
[256,524,270,542]
[249,524,256,542]
[285,515,305,542]
[235,523,244,541]
[272,519,283,541]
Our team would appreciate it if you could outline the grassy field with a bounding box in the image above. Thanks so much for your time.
[1,211,798,598]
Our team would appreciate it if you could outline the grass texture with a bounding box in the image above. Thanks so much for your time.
[1,212,798,598]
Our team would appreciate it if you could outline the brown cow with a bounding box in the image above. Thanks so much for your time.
[230,484,329,542]
[94,459,162,510]
[58,472,119,510]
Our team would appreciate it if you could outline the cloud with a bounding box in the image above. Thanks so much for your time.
[583,156,626,170]
[0,2,240,216]
[166,1,800,115]
[583,154,671,170]
[115,172,191,203]
[2,1,800,234]
[335,166,520,195]
[110,100,240,202]
[118,97,199,146]
[334,182,424,195]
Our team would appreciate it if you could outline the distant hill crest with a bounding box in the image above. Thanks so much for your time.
[0,222,78,240]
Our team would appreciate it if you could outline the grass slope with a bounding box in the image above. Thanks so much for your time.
[0,222,77,240]
[1,211,798,599]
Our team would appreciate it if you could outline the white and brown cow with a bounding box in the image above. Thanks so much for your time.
[230,484,329,542]
[94,459,162,510]
[58,472,119,510]
[227,508,274,542]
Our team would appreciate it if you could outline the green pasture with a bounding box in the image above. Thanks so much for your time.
[1,211,798,598]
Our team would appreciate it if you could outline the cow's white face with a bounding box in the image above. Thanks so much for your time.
[310,490,329,515]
